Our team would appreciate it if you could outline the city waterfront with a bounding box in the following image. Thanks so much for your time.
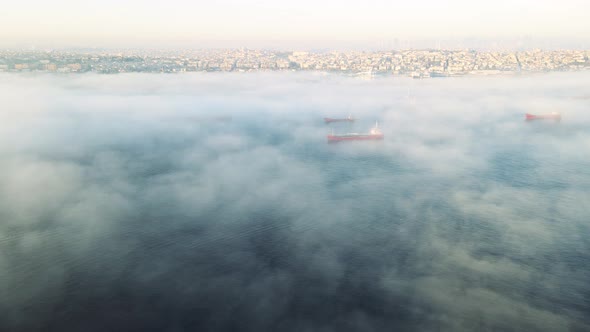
[0,48,588,76]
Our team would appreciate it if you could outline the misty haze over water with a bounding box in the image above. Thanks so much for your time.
[1,72,589,331]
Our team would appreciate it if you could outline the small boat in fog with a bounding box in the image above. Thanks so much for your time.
[327,122,383,142]
[324,114,355,123]
[525,112,561,121]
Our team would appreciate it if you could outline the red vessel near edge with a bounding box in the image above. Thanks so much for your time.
[324,114,355,123]
[327,122,384,142]
[525,112,561,121]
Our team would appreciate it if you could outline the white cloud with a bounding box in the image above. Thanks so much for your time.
[0,72,589,331]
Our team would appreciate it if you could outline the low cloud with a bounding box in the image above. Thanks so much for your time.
[0,72,589,331]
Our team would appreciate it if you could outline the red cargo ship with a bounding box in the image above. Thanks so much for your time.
[327,122,383,142]
[525,112,561,121]
[324,114,355,123]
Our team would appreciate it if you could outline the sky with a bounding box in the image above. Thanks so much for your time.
[1,0,589,49]
[1,72,590,331]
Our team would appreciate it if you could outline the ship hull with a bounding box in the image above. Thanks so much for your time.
[324,118,355,123]
[525,113,561,121]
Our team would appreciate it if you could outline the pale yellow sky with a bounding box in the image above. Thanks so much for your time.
[1,0,588,48]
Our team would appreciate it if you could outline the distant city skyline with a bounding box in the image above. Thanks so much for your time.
[1,0,588,50]
[1,48,587,76]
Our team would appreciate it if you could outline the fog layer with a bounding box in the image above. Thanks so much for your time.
[1,72,589,331]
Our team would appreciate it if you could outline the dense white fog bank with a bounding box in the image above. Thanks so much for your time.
[0,72,589,331]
